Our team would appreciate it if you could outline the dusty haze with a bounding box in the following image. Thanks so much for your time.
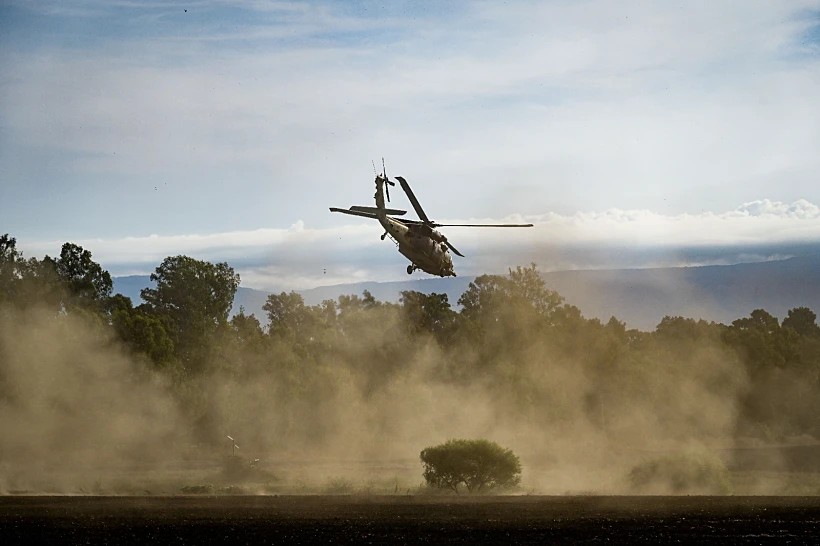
[0,280,776,496]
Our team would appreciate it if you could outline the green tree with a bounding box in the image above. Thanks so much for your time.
[399,290,458,344]
[1,239,112,313]
[231,306,265,344]
[420,438,522,494]
[0,234,22,276]
[337,289,382,314]
[112,305,175,367]
[53,242,113,308]
[655,316,720,342]
[726,309,791,373]
[783,307,820,339]
[0,234,24,304]
[140,255,240,369]
[458,264,563,327]
[732,308,780,336]
[105,293,134,315]
[726,309,804,437]
[264,291,311,337]
[0,235,65,309]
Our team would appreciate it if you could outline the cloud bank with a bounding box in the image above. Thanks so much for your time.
[16,199,820,291]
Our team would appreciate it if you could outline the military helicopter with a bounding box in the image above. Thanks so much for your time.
[330,161,534,277]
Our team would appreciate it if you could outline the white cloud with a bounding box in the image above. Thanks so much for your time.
[16,200,820,290]
[735,199,820,219]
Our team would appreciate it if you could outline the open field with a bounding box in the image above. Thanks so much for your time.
[2,495,820,544]
[6,452,820,496]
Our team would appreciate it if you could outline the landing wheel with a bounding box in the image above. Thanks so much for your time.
[380,232,387,241]
[406,265,414,275]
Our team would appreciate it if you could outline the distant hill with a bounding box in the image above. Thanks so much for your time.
[113,256,820,331]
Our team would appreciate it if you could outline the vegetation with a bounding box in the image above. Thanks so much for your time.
[179,483,215,495]
[3,232,820,490]
[420,439,522,493]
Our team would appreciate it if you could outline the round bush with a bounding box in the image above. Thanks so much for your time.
[420,438,522,494]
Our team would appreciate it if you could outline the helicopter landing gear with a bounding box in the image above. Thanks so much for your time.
[381,231,388,241]
[406,264,415,275]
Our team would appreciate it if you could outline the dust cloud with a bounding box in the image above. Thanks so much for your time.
[0,306,188,493]
[1,276,772,496]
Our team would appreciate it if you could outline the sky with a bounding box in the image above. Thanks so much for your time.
[2,0,819,291]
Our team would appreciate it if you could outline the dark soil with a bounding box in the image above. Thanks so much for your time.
[2,495,819,544]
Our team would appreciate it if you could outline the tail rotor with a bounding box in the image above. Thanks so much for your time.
[381,157,395,202]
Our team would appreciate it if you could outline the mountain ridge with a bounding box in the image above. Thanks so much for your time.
[112,256,820,331]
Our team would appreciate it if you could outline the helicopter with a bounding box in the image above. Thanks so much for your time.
[330,161,534,277]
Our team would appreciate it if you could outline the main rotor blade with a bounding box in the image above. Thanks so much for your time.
[395,176,431,224]
[432,223,535,228]
[329,207,379,220]
[445,241,464,257]
[350,206,407,216]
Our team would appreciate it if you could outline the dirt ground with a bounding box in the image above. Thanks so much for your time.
[2,495,820,544]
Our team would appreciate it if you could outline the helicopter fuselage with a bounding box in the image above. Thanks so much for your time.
[379,215,455,277]
[372,175,455,277]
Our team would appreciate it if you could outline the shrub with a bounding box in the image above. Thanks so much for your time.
[420,438,522,494]
[180,483,215,494]
[325,477,355,494]
[628,452,733,495]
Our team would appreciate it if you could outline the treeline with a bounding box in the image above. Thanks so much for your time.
[2,233,820,451]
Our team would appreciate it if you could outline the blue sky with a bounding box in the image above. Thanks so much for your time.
[2,0,819,290]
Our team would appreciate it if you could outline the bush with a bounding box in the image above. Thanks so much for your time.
[420,438,522,494]
[628,452,733,495]
[324,477,355,494]
[179,483,215,494]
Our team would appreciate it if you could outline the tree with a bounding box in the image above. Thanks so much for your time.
[420,438,522,494]
[726,309,788,372]
[231,306,264,343]
[54,242,112,308]
[399,290,457,343]
[0,235,72,311]
[0,234,24,304]
[458,264,564,327]
[140,255,240,368]
[0,234,21,277]
[112,306,175,367]
[655,316,719,342]
[337,289,382,314]
[732,308,780,335]
[783,307,820,339]
[724,309,805,436]
[264,291,310,337]
[1,235,65,309]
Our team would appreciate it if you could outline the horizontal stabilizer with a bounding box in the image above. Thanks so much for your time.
[433,223,534,228]
[329,207,379,220]
[350,206,407,216]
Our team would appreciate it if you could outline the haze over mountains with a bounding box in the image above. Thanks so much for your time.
[113,256,819,331]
